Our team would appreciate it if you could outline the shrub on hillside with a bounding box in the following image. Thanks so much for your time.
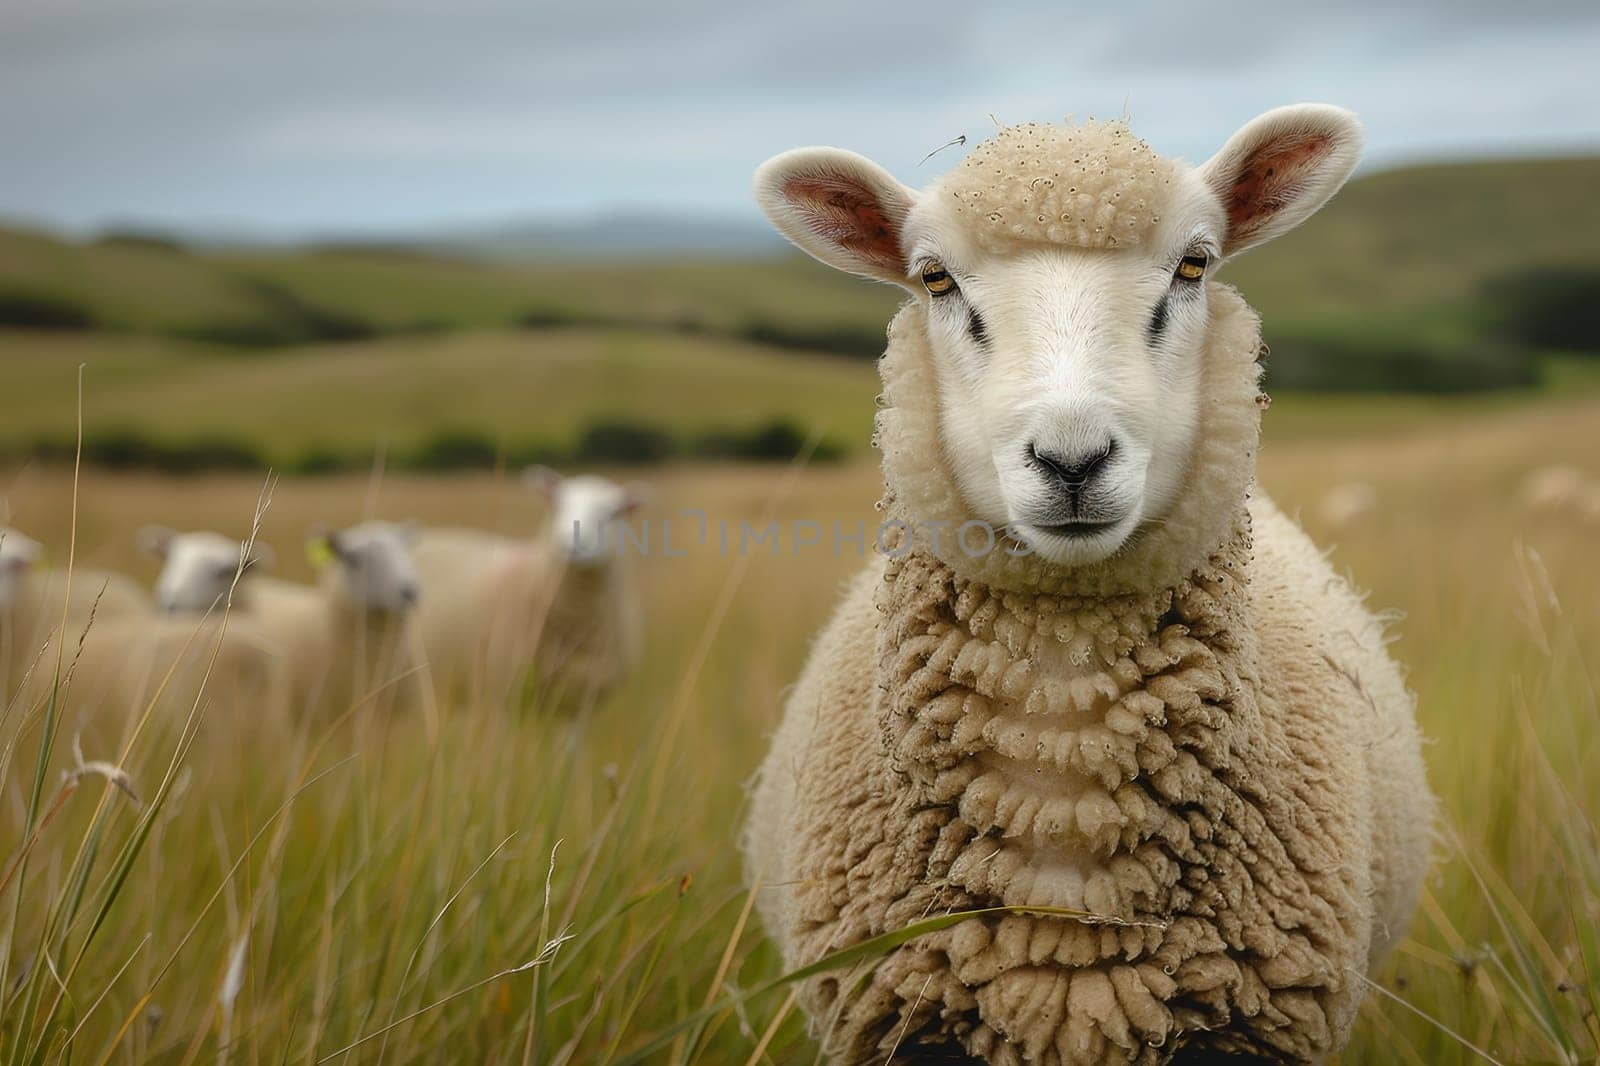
[1482,266,1600,355]
[1263,332,1537,392]
[0,291,95,330]
[572,420,676,464]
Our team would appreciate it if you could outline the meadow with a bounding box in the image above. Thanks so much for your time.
[0,378,1596,1063]
[1,149,1597,1063]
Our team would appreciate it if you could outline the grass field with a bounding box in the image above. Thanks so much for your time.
[1,380,1596,1062]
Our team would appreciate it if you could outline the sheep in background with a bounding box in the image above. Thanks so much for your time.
[2,526,150,699]
[138,525,273,613]
[5,527,285,737]
[1313,480,1379,536]
[744,105,1432,1062]
[246,522,426,719]
[1518,465,1597,523]
[413,469,643,712]
[144,523,427,719]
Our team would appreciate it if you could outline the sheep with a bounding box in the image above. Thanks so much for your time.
[412,468,643,711]
[1,526,149,699]
[138,525,273,614]
[744,105,1433,1064]
[1312,481,1379,536]
[2,527,285,740]
[1518,465,1595,520]
[145,523,426,718]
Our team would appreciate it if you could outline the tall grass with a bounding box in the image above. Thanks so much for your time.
[1,390,1597,1062]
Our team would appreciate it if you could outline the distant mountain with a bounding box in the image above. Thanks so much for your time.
[415,210,786,261]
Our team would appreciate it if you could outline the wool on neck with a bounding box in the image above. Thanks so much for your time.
[796,285,1357,1061]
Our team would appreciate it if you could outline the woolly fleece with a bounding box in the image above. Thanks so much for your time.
[746,284,1433,1062]
[938,120,1180,253]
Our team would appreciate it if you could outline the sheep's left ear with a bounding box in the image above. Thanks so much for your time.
[754,147,917,289]
[617,484,649,515]
[306,525,344,567]
[1200,104,1363,258]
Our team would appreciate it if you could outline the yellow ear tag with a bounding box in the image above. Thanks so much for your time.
[306,538,335,569]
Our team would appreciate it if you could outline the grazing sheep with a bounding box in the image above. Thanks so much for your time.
[1518,465,1595,520]
[1312,481,1379,536]
[745,106,1432,1063]
[138,525,273,613]
[145,523,424,717]
[2,527,282,732]
[412,469,643,710]
[244,522,425,717]
[1,527,150,699]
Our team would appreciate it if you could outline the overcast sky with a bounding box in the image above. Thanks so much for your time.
[3,0,1598,237]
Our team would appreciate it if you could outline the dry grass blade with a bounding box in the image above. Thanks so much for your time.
[1348,969,1507,1065]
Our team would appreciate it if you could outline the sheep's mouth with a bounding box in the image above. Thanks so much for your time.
[1032,520,1121,538]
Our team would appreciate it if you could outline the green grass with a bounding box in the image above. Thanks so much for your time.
[0,328,879,464]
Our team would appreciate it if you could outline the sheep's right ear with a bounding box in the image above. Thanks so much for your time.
[137,525,177,559]
[754,147,917,289]
[1200,104,1364,258]
[523,466,563,499]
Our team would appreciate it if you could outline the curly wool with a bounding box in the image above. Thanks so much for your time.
[937,120,1181,253]
[746,282,1432,1063]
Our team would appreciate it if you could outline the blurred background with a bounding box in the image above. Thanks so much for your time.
[2,3,1599,1063]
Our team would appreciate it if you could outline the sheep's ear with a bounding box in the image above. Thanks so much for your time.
[617,484,649,516]
[137,525,177,559]
[755,147,917,288]
[306,525,344,567]
[1199,104,1363,258]
[523,466,563,499]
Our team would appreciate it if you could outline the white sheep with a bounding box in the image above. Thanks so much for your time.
[412,468,643,711]
[1312,480,1379,535]
[1,526,149,699]
[745,105,1432,1064]
[2,528,284,737]
[1518,465,1594,520]
[146,523,426,718]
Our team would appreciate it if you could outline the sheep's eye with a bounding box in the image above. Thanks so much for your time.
[1175,253,1208,282]
[921,262,957,296]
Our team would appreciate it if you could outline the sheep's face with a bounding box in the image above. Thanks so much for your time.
[525,468,645,567]
[0,528,42,613]
[143,527,271,614]
[757,105,1363,568]
[316,522,420,614]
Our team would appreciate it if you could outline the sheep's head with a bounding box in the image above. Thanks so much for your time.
[0,528,42,613]
[525,467,646,567]
[309,521,420,614]
[141,526,273,613]
[757,104,1362,569]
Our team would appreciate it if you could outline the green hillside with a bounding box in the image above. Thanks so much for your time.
[1,156,1596,469]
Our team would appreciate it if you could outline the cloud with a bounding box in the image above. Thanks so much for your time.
[1,0,1596,233]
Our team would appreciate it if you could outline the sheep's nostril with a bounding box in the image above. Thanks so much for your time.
[401,585,419,605]
[1029,439,1117,489]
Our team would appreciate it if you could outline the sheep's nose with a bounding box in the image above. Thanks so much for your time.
[400,584,419,606]
[1029,439,1117,490]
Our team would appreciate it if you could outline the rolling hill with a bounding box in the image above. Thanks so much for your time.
[1,155,1596,468]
